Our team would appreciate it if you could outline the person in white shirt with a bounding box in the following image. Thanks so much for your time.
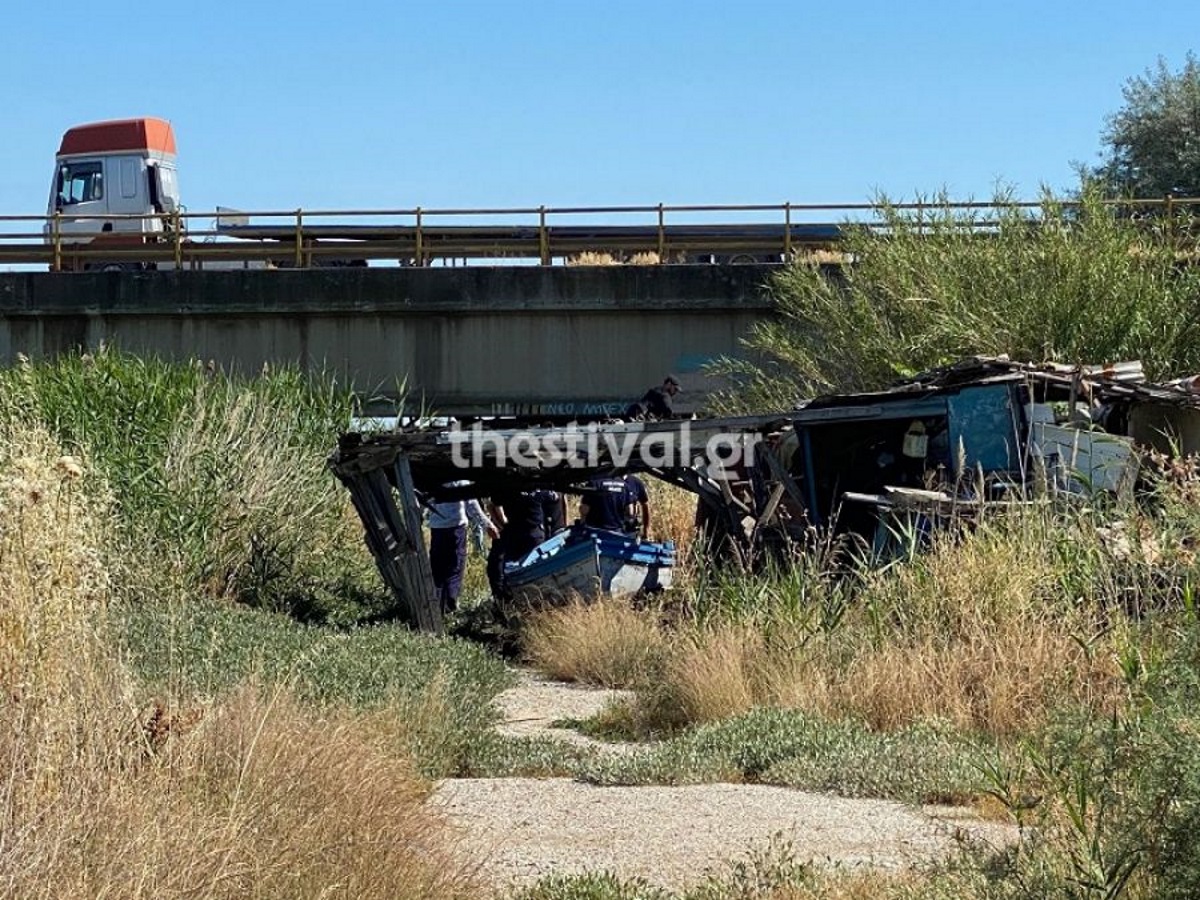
[428,481,498,613]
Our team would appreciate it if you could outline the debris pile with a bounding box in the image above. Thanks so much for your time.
[329,357,1200,631]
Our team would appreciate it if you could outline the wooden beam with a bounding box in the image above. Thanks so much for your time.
[392,455,443,634]
[760,444,808,514]
[751,482,786,540]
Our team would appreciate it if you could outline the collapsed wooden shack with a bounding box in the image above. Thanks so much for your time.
[787,357,1200,551]
[328,414,797,632]
[329,357,1200,633]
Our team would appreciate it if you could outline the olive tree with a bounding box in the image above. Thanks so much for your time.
[1091,53,1200,198]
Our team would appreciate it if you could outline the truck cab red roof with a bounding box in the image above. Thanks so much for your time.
[58,117,176,156]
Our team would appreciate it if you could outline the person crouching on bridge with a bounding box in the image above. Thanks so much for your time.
[428,481,498,614]
[626,375,682,420]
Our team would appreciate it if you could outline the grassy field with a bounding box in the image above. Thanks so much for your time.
[8,188,1200,898]
[506,192,1200,898]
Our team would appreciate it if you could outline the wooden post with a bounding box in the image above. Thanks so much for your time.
[294,209,304,268]
[415,207,423,266]
[783,202,792,259]
[539,206,550,265]
[392,454,442,633]
[52,212,62,272]
[760,444,808,513]
[334,458,442,633]
[657,203,665,260]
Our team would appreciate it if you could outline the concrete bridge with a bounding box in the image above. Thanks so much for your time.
[0,265,781,415]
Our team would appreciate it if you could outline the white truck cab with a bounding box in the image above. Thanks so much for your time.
[46,117,181,254]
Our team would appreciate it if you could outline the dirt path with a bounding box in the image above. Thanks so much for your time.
[431,671,1018,894]
[490,670,635,750]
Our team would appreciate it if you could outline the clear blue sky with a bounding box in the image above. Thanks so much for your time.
[3,1,1198,217]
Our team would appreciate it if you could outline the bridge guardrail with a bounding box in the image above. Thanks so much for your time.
[1,198,1198,271]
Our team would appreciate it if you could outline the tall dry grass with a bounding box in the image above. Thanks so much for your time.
[658,514,1128,735]
[522,598,667,688]
[565,251,663,265]
[659,625,798,725]
[809,516,1127,734]
[566,251,620,266]
[2,686,482,900]
[0,421,129,819]
[645,478,698,552]
[0,419,481,899]
[525,504,1135,739]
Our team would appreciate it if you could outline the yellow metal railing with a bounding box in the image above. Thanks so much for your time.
[1,198,1199,271]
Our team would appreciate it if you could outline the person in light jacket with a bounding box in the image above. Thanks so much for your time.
[428,481,498,613]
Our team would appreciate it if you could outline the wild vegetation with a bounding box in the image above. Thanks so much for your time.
[9,189,1200,897]
[0,414,490,898]
[520,470,1200,895]
[713,189,1200,411]
[0,351,382,621]
[512,192,1200,897]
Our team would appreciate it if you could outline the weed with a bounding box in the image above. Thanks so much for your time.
[0,348,383,621]
[522,598,669,688]
[115,599,513,777]
[712,189,1200,411]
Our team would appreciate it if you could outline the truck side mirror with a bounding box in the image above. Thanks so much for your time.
[152,166,178,214]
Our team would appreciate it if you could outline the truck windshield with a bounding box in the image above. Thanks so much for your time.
[58,161,104,205]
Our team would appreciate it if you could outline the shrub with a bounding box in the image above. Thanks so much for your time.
[714,189,1200,410]
[522,598,668,688]
[0,349,381,621]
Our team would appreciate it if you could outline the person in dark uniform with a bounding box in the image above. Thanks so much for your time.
[486,489,557,599]
[623,474,651,536]
[578,474,631,532]
[627,375,682,420]
[578,474,650,535]
[540,490,567,539]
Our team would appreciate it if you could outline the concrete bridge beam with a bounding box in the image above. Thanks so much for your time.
[0,265,780,415]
